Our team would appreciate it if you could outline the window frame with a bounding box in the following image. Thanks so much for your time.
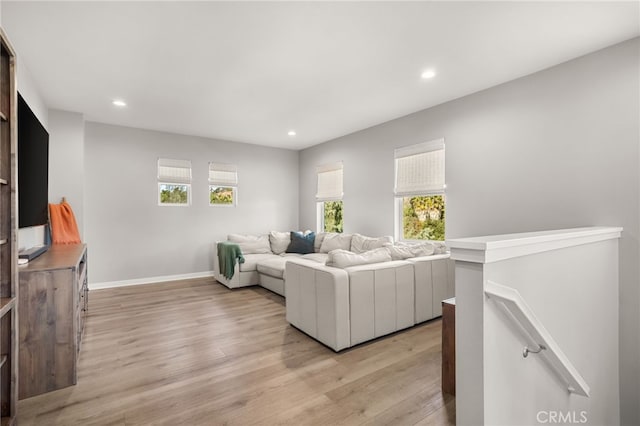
[208,162,238,207]
[393,139,445,241]
[209,185,238,207]
[158,182,191,207]
[157,158,192,207]
[317,200,344,233]
[316,162,344,233]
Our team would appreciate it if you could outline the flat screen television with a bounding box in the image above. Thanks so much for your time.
[18,93,49,229]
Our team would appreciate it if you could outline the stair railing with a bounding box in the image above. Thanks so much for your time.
[484,280,590,397]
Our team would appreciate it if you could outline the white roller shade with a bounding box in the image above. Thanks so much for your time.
[316,162,343,201]
[158,158,192,184]
[209,163,238,186]
[395,139,445,196]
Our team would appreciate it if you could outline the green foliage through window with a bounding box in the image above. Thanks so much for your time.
[323,201,343,233]
[210,186,234,205]
[402,195,445,241]
[159,184,188,205]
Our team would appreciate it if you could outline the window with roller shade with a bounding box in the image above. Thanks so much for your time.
[394,139,445,241]
[316,162,343,233]
[209,162,237,206]
[158,158,191,206]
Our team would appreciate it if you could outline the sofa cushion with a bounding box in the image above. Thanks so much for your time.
[385,245,418,260]
[301,252,329,263]
[228,234,272,254]
[286,231,315,254]
[319,233,353,253]
[430,241,448,254]
[387,241,448,260]
[269,231,290,255]
[257,257,287,279]
[314,232,327,253]
[350,234,394,254]
[326,247,392,269]
[239,253,278,272]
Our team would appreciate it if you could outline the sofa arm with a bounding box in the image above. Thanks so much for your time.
[285,259,351,352]
[344,260,415,345]
[212,241,241,289]
[407,254,455,321]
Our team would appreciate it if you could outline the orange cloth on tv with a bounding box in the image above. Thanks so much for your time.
[49,201,81,244]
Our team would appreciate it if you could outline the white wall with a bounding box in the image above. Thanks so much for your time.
[298,38,639,425]
[84,122,299,285]
[14,59,47,129]
[10,35,50,250]
[47,109,85,237]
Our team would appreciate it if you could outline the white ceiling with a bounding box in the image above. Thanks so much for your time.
[2,1,639,150]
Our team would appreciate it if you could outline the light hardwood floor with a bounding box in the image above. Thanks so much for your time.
[18,277,455,426]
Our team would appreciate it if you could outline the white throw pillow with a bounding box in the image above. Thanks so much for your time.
[269,231,290,255]
[386,245,417,260]
[430,241,448,254]
[326,247,392,268]
[227,234,271,254]
[350,233,394,254]
[319,233,353,253]
[386,241,448,260]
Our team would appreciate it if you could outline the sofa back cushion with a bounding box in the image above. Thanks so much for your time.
[325,247,391,268]
[227,234,272,254]
[350,234,393,254]
[314,232,327,253]
[269,231,290,255]
[319,233,353,253]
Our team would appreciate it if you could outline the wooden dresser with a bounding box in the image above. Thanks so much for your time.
[18,244,88,399]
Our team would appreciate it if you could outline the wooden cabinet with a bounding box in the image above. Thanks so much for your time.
[18,244,88,399]
[0,27,17,426]
[441,297,455,396]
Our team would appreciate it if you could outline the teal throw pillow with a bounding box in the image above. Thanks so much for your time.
[286,231,315,254]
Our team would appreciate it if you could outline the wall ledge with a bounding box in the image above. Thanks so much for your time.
[447,226,622,264]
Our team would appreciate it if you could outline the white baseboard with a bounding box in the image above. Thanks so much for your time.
[89,271,215,290]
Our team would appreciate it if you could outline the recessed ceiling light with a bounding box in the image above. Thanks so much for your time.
[112,99,127,107]
[288,130,296,136]
[421,69,436,79]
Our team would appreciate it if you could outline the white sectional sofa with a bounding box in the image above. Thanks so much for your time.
[285,254,454,351]
[212,231,454,351]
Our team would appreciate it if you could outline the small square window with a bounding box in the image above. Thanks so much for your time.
[209,162,237,207]
[210,186,236,206]
[157,158,191,206]
[159,183,190,206]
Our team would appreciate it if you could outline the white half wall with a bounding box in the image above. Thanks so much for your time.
[84,122,299,284]
[450,228,622,425]
[298,38,639,425]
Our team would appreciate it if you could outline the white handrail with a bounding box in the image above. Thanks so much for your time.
[484,280,590,397]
